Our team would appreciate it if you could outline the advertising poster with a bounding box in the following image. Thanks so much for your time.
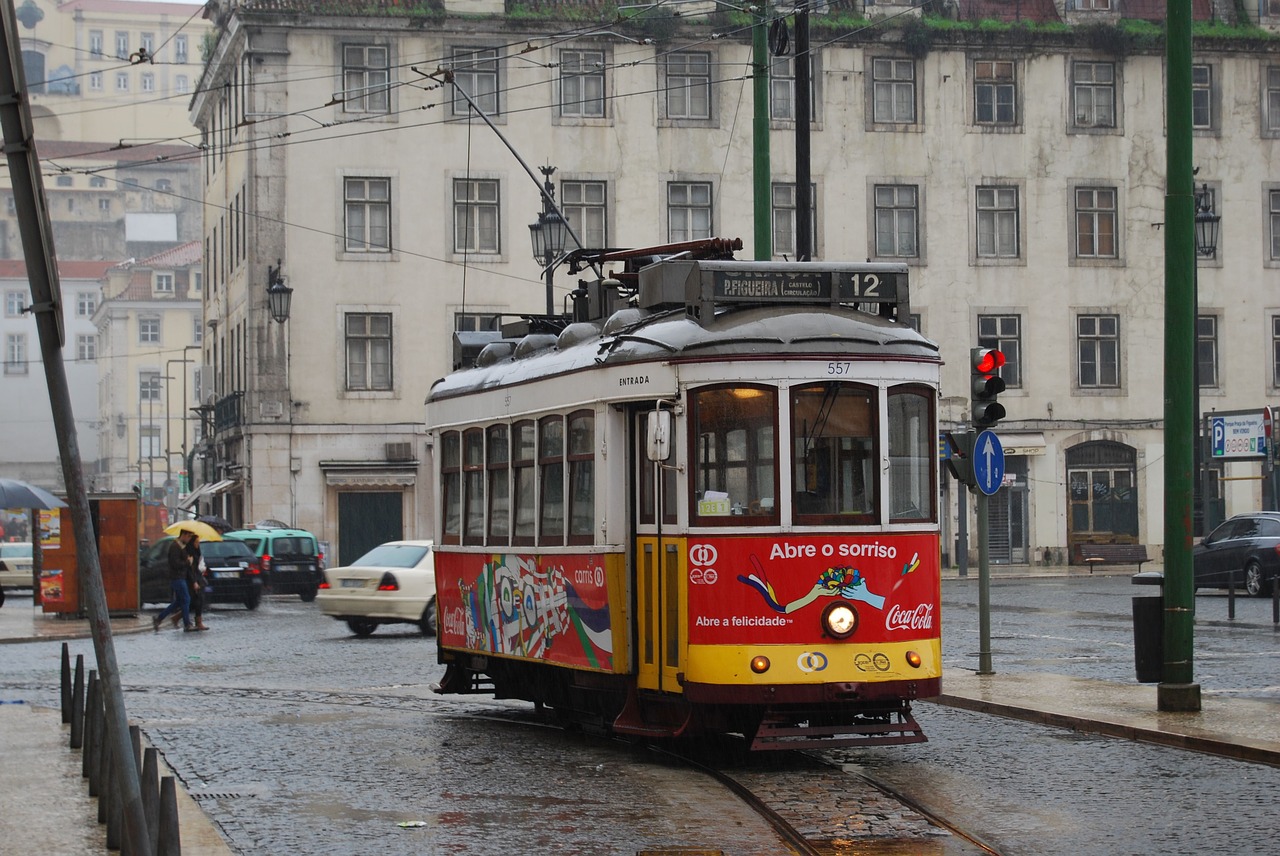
[38,509,60,550]
[437,552,613,671]
[39,569,64,603]
[686,533,939,646]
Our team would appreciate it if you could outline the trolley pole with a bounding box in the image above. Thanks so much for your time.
[976,491,993,675]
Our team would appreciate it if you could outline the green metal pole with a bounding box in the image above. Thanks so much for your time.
[976,490,993,675]
[1161,0,1201,711]
[752,13,771,261]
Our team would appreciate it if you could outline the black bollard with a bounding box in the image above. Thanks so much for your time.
[83,670,98,780]
[61,642,71,723]
[70,655,85,749]
[1273,577,1278,626]
[106,738,121,849]
[142,748,160,855]
[1228,568,1236,620]
[130,725,142,778]
[158,776,182,856]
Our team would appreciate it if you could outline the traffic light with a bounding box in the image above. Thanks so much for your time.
[970,347,1006,429]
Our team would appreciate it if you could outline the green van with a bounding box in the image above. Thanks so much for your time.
[223,525,322,601]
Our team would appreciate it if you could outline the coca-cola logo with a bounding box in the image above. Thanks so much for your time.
[885,603,934,631]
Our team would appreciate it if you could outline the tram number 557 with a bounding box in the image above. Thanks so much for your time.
[827,362,851,375]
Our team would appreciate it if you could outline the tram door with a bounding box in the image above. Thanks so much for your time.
[634,410,684,694]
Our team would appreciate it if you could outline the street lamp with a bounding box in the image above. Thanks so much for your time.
[1194,183,1220,259]
[1192,182,1220,536]
[267,259,293,324]
[528,165,569,317]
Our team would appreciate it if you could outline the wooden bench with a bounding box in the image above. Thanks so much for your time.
[1079,543,1150,573]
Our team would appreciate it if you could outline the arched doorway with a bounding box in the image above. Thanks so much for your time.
[1066,440,1138,563]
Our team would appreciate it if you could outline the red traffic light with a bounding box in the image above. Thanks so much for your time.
[972,348,1006,374]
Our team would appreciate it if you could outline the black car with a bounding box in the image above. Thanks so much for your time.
[1192,512,1280,597]
[140,537,264,610]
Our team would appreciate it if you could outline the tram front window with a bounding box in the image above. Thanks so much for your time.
[691,385,777,524]
[792,383,876,524]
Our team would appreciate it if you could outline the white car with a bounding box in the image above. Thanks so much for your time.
[0,542,33,589]
[316,540,436,637]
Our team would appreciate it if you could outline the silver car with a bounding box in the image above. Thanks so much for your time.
[316,540,435,637]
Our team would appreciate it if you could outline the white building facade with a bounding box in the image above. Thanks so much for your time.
[190,0,1280,566]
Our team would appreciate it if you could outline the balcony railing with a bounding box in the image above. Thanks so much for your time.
[213,391,244,434]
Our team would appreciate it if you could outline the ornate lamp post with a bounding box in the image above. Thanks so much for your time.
[528,165,569,317]
[266,259,293,324]
[1191,184,1220,536]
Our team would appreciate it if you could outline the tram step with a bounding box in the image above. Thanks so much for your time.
[750,710,927,751]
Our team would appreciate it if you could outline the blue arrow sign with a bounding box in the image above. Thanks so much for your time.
[972,429,1005,496]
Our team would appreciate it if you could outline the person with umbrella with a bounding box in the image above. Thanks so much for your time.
[153,529,197,631]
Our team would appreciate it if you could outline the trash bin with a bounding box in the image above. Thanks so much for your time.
[1131,572,1164,683]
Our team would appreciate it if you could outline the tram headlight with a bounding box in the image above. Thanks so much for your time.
[821,602,858,639]
[906,650,923,669]
[750,655,771,674]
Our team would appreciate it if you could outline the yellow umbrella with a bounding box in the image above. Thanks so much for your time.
[163,520,223,542]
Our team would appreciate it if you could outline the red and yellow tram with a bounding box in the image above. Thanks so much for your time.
[427,239,942,749]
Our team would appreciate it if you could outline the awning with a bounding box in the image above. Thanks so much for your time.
[176,479,236,510]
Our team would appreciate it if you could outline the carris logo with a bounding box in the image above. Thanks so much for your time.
[885,603,934,631]
[797,652,828,672]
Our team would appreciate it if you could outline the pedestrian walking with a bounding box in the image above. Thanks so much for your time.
[153,531,196,632]
[186,535,210,631]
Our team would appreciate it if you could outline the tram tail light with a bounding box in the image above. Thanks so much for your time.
[377,572,399,592]
[750,656,771,674]
[905,650,922,669]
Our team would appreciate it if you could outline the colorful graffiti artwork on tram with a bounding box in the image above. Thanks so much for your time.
[438,552,614,670]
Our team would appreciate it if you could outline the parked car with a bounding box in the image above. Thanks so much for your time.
[1192,512,1280,597]
[316,540,435,637]
[223,526,322,601]
[140,536,264,610]
[0,542,33,590]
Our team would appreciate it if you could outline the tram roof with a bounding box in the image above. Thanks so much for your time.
[427,297,940,404]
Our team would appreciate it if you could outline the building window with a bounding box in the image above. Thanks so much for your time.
[1197,315,1218,389]
[667,181,712,242]
[115,72,129,92]
[154,272,174,294]
[155,179,172,192]
[89,31,103,58]
[771,182,816,258]
[89,72,101,91]
[344,177,391,253]
[455,312,500,332]
[98,198,110,212]
[193,314,202,344]
[3,333,25,375]
[174,35,188,64]
[56,175,73,187]
[560,180,606,249]
[1072,61,1115,129]
[343,45,390,114]
[452,178,500,254]
[873,184,919,258]
[976,186,1019,259]
[769,54,815,122]
[4,290,24,316]
[1075,187,1118,259]
[974,60,1016,126]
[1267,66,1280,134]
[345,312,392,391]
[1271,190,1280,260]
[560,49,605,118]
[140,426,161,459]
[192,271,203,293]
[77,292,97,317]
[1192,64,1212,129]
[666,51,712,120]
[141,73,154,92]
[140,371,161,402]
[977,315,1022,388]
[1272,317,1280,387]
[90,176,106,188]
[76,334,97,361]
[175,75,188,95]
[872,58,916,124]
[139,315,160,344]
[1077,314,1120,388]
[451,46,499,116]
[141,33,154,56]
[115,32,128,60]
[1076,0,1112,8]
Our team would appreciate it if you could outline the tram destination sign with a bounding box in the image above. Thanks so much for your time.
[710,269,902,305]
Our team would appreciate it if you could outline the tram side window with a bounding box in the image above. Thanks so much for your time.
[487,424,510,541]
[512,420,536,545]
[463,428,485,544]
[441,431,461,543]
[540,415,565,545]
[691,385,778,524]
[568,410,595,543]
[791,383,876,524]
[888,385,935,522]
